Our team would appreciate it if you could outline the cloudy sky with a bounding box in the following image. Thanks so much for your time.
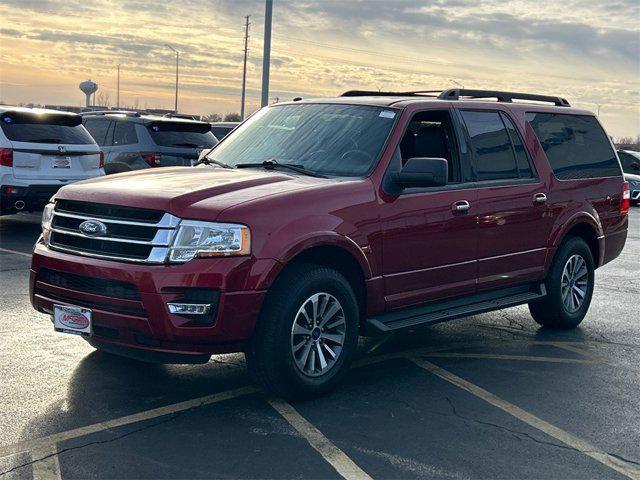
[0,0,638,137]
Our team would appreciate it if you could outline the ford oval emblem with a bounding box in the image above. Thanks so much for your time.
[79,219,107,237]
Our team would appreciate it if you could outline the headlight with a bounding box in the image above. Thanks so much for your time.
[168,220,250,263]
[41,202,55,244]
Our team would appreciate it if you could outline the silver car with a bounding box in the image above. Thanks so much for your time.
[82,111,217,174]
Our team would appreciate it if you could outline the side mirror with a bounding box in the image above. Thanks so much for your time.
[392,157,448,189]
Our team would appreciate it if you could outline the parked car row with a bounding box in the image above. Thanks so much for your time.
[0,107,240,215]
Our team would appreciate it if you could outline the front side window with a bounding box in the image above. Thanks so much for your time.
[206,103,398,177]
[460,110,519,181]
[526,113,621,179]
[1,111,95,145]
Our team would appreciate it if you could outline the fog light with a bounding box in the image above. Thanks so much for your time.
[167,303,212,315]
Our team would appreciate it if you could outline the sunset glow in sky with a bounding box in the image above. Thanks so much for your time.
[1,0,638,137]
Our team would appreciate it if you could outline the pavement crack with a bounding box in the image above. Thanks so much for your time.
[0,404,196,477]
[442,397,578,454]
[607,451,640,466]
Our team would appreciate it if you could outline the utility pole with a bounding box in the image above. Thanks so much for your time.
[116,64,120,109]
[165,44,179,113]
[241,15,250,120]
[260,0,273,107]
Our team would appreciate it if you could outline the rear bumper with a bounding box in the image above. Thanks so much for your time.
[0,184,61,213]
[30,242,279,359]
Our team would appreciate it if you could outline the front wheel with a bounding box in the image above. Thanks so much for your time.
[245,264,359,399]
[529,236,595,329]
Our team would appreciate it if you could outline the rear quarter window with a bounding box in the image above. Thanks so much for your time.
[147,121,217,148]
[526,113,621,179]
[1,111,95,145]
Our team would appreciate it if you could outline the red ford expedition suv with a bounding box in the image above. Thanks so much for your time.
[30,89,630,399]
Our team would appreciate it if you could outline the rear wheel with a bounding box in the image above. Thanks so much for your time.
[245,264,359,399]
[529,236,594,329]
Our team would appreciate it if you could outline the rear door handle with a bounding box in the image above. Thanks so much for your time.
[533,193,547,204]
[453,200,470,212]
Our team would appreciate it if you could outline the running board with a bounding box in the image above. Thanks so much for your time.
[366,283,546,333]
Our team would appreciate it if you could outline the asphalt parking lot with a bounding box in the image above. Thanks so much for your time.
[0,209,639,480]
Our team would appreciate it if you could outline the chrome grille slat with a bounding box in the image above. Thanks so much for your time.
[49,201,180,263]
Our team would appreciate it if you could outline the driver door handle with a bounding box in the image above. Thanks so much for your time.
[453,200,470,212]
[533,193,547,204]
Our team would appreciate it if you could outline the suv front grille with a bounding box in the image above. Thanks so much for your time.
[49,201,180,263]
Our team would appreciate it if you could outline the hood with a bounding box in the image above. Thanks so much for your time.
[55,166,328,219]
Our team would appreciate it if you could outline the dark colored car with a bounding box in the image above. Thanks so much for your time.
[31,89,629,399]
[81,111,217,174]
[618,150,640,204]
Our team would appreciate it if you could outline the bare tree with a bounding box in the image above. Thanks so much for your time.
[96,91,111,108]
[202,113,223,122]
[224,113,242,122]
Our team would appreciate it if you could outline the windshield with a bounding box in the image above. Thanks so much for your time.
[206,103,398,177]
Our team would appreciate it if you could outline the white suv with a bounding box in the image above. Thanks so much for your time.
[0,107,104,215]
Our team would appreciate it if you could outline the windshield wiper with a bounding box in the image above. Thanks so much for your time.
[193,157,234,168]
[172,142,200,148]
[236,158,327,178]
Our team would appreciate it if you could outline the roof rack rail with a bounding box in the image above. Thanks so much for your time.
[80,110,141,117]
[438,89,570,107]
[340,90,440,97]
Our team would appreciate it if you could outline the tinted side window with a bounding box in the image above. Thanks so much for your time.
[526,113,620,179]
[83,118,110,146]
[460,110,518,181]
[113,121,138,146]
[618,152,640,174]
[500,113,533,178]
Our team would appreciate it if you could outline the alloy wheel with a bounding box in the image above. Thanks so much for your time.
[290,292,346,377]
[561,254,589,313]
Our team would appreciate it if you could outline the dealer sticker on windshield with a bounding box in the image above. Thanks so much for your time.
[379,110,396,119]
[53,304,92,336]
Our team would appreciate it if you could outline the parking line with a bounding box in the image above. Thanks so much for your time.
[548,342,603,361]
[267,397,373,480]
[0,386,258,459]
[0,247,31,258]
[411,358,640,480]
[423,352,599,364]
[31,445,61,480]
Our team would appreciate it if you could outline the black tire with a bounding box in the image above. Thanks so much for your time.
[104,163,131,175]
[245,263,359,399]
[529,236,595,329]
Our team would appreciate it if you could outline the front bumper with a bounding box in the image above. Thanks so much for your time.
[30,242,279,361]
[1,184,61,213]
